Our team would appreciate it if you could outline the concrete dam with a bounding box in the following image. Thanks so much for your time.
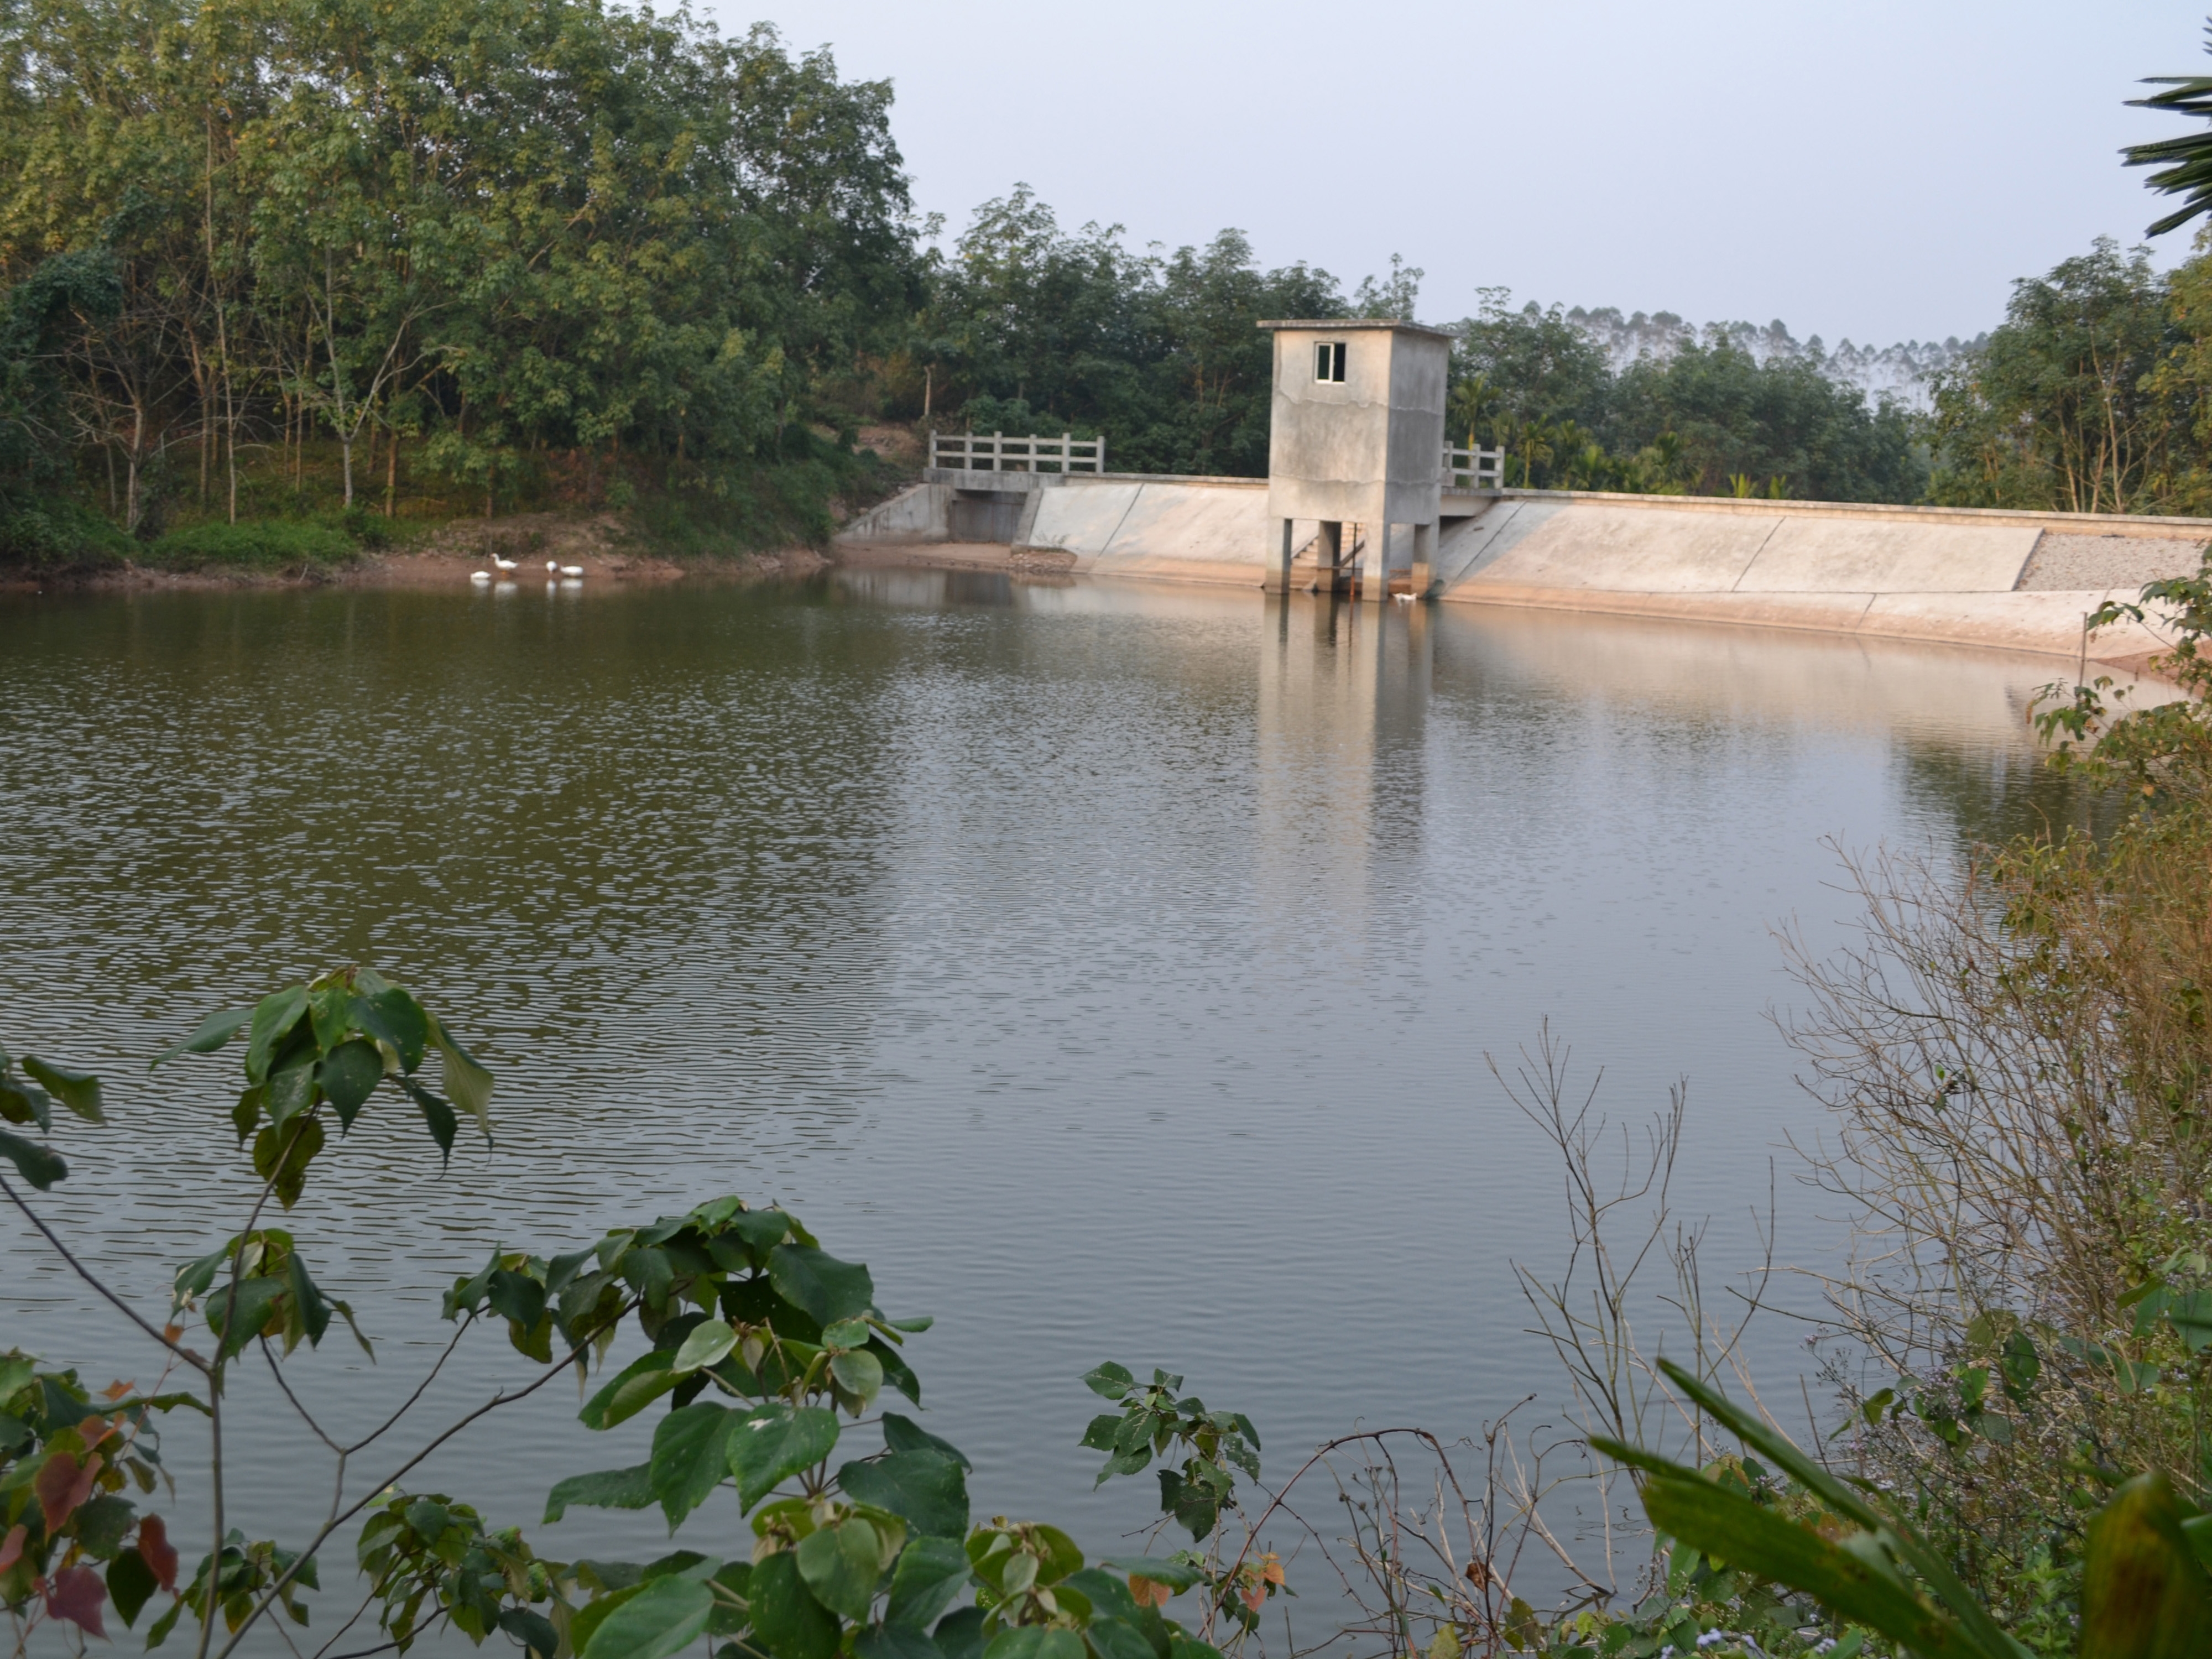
[838,320,2212,669]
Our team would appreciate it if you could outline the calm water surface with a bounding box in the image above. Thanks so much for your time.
[0,572,2084,1646]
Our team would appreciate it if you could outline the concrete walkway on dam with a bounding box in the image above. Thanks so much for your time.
[835,477,2212,668]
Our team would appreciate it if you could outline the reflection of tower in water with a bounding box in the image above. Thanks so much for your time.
[1254,591,1434,957]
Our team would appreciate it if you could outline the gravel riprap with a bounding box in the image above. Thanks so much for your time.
[2015,531,2209,591]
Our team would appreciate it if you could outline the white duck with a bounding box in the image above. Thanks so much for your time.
[469,570,492,585]
[491,551,518,574]
[545,560,561,574]
[559,564,585,579]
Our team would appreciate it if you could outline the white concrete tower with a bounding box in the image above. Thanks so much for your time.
[1258,319,1453,597]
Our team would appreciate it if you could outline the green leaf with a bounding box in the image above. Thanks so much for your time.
[651,1404,737,1530]
[0,1125,66,1190]
[1079,1415,1123,1453]
[796,1516,888,1622]
[583,1352,682,1431]
[934,1606,987,1659]
[2081,1472,2212,1659]
[1086,1616,1159,1659]
[318,1041,383,1129]
[108,1548,158,1627]
[206,1275,284,1362]
[1082,1363,1135,1400]
[264,1051,317,1132]
[831,1349,884,1406]
[988,1629,1086,1659]
[402,1079,457,1161]
[243,987,309,1084]
[546,1463,656,1525]
[729,1402,840,1510]
[22,1059,102,1124]
[839,1452,968,1538]
[1635,1475,1981,1658]
[869,1338,923,1406]
[823,1318,873,1348]
[570,1585,642,1656]
[748,1549,842,1659]
[581,1574,714,1659]
[500,1607,561,1659]
[352,991,427,1074]
[427,1015,494,1135]
[886,1535,972,1629]
[769,1245,875,1326]
[857,1624,947,1659]
[674,1321,739,1374]
[0,1075,49,1130]
[707,1561,754,1635]
[150,1006,252,1068]
[882,1414,969,1470]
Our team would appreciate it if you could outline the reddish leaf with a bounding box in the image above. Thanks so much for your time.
[138,1514,178,1592]
[46,1565,108,1637]
[100,1380,133,1402]
[34,1452,102,1532]
[1129,1576,1168,1610]
[0,1524,24,1573]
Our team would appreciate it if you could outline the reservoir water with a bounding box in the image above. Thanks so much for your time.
[0,572,2087,1649]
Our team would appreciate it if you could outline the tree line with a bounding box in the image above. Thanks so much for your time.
[11,0,2212,567]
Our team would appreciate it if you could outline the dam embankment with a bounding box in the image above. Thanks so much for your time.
[838,476,2212,667]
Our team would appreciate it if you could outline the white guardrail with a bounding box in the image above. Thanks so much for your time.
[928,431,1105,474]
[928,430,1505,489]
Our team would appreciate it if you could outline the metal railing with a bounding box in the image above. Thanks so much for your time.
[1442,444,1505,489]
[929,430,1105,474]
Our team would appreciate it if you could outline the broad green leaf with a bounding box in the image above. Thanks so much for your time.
[107,1548,158,1627]
[0,1075,49,1130]
[582,1352,681,1431]
[318,1041,383,1129]
[987,1629,1085,1659]
[731,1208,795,1255]
[831,1349,884,1406]
[545,1463,656,1524]
[650,1404,737,1529]
[150,1006,252,1068]
[886,1535,971,1629]
[934,1606,988,1659]
[309,982,356,1055]
[1079,1415,1123,1453]
[748,1550,841,1659]
[403,1080,457,1161]
[427,1015,494,1134]
[857,1624,946,1659]
[352,992,427,1074]
[729,1402,840,1510]
[580,1574,713,1659]
[673,1320,738,1374]
[1082,1363,1135,1400]
[0,1126,65,1190]
[243,987,309,1084]
[568,1585,642,1656]
[22,1059,102,1124]
[869,1338,922,1406]
[838,1452,968,1538]
[2081,1472,2212,1658]
[1030,1526,1082,1586]
[264,1051,316,1131]
[499,1607,560,1659]
[768,1244,875,1326]
[883,1413,969,1470]
[1636,1475,1980,1658]
[1086,1616,1159,1659]
[823,1318,873,1348]
[796,1516,886,1621]
[206,1275,284,1362]
[706,1562,754,1634]
[285,1248,333,1348]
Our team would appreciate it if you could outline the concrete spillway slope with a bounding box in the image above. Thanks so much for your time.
[839,479,2212,666]
[1437,493,2212,666]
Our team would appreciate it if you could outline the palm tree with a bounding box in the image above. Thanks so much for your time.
[2125,27,2212,235]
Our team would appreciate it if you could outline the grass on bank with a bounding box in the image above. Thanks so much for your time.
[1,425,910,574]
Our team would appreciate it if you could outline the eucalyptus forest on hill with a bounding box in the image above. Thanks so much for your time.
[3,0,2212,569]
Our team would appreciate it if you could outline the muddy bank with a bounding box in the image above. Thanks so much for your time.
[2,512,833,592]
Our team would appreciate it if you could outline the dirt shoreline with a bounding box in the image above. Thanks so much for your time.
[0,511,836,593]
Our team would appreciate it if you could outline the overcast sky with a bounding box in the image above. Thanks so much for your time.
[713,0,2209,348]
